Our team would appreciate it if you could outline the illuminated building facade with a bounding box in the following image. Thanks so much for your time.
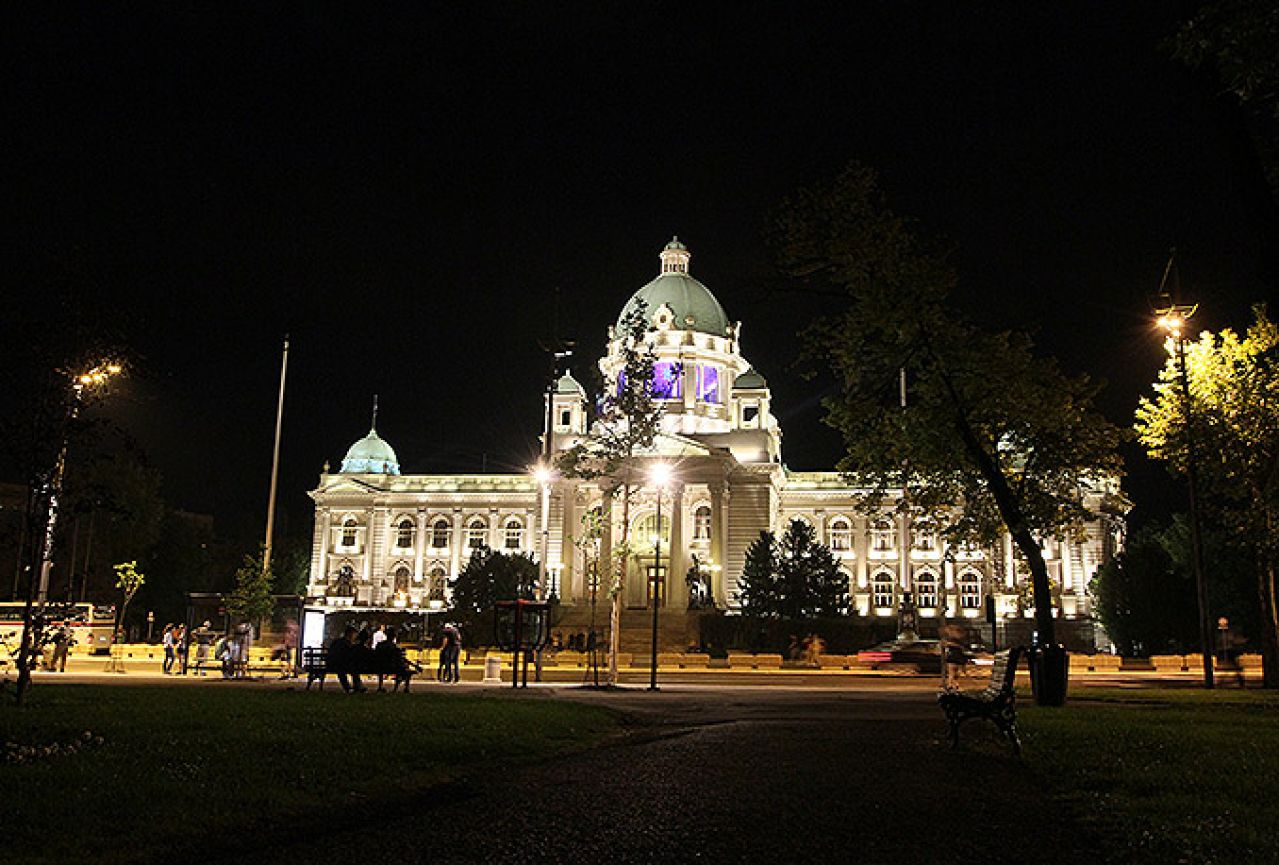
[307,240,1122,631]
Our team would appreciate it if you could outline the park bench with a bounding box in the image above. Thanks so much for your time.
[938,646,1024,756]
[302,647,421,692]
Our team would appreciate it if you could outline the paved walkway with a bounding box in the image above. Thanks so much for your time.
[231,684,1096,865]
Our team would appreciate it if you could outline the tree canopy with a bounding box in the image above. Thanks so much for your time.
[449,546,539,639]
[1135,304,1279,685]
[738,519,849,619]
[773,162,1125,647]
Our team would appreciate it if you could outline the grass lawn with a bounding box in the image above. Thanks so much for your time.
[1,684,619,865]
[1020,686,1279,864]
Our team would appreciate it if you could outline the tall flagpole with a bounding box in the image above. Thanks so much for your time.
[263,336,289,574]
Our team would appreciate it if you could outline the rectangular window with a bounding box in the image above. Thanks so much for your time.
[697,365,721,404]
[743,404,759,424]
[559,409,572,427]
[652,362,682,399]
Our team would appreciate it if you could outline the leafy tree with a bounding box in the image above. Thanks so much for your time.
[226,547,275,624]
[1136,305,1279,686]
[1170,0,1279,201]
[1091,525,1197,656]
[772,162,1124,666]
[449,546,538,640]
[737,520,849,619]
[113,560,145,638]
[556,301,665,682]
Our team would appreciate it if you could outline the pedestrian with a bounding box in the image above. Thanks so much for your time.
[173,624,188,675]
[193,621,213,675]
[438,623,461,683]
[941,624,969,691]
[49,625,71,672]
[371,623,387,649]
[446,624,462,683]
[162,624,176,674]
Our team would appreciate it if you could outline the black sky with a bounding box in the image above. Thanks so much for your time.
[3,3,1276,545]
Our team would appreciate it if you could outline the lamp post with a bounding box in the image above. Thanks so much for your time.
[648,462,672,691]
[16,360,123,704]
[1157,307,1214,689]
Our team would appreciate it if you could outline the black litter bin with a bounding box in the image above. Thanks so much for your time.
[1029,642,1069,706]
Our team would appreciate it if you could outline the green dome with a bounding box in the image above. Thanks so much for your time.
[556,371,586,395]
[617,238,731,337]
[733,367,768,389]
[341,428,401,475]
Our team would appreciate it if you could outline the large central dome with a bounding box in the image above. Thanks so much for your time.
[616,238,731,337]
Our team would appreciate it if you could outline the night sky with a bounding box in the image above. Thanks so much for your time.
[3,3,1276,547]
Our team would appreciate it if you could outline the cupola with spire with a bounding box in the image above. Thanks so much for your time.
[340,396,401,474]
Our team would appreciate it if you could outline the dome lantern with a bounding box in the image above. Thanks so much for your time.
[660,236,691,274]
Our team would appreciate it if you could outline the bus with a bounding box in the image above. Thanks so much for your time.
[0,601,117,655]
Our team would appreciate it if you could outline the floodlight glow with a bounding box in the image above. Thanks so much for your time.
[650,462,672,487]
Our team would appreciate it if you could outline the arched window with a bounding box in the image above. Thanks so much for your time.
[960,571,983,609]
[872,571,895,608]
[504,518,525,550]
[432,519,451,548]
[915,570,938,608]
[341,518,357,547]
[634,513,670,547]
[396,518,415,548]
[912,522,937,552]
[829,518,852,551]
[467,519,488,549]
[429,567,447,602]
[871,518,896,552]
[393,566,411,593]
[693,506,712,541]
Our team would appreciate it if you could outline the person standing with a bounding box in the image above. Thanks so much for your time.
[193,621,213,675]
[371,623,387,649]
[161,624,176,674]
[49,625,71,672]
[173,624,189,675]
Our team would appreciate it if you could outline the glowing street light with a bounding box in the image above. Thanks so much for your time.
[648,461,673,692]
[1155,303,1213,689]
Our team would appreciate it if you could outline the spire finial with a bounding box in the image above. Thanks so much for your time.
[370,394,379,432]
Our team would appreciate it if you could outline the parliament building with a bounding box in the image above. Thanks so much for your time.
[306,239,1123,644]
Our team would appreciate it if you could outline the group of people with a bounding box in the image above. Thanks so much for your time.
[160,621,262,678]
[325,624,417,692]
[549,630,596,653]
[323,622,462,692]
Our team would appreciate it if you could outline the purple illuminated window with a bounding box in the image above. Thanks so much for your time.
[652,362,682,399]
[697,365,721,404]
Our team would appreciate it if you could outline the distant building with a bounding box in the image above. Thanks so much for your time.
[307,240,1123,642]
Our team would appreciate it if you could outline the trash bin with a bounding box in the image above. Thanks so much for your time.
[483,654,503,684]
[1030,642,1069,706]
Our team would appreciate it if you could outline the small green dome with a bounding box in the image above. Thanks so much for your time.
[556,371,586,395]
[617,238,731,337]
[733,367,768,389]
[341,428,400,475]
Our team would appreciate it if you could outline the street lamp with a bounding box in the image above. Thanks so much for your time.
[648,462,672,691]
[1157,305,1214,689]
[16,359,123,703]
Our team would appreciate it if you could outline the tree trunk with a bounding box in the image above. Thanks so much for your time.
[1259,511,1279,688]
[606,481,633,685]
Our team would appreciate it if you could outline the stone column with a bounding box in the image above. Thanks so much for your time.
[449,508,463,578]
[667,483,686,610]
[710,482,727,606]
[1060,538,1073,592]
[1003,533,1016,589]
[488,507,500,550]
[898,512,910,590]
[414,508,427,581]
[362,508,375,584]
[313,507,331,593]
[599,493,614,597]
[559,483,578,603]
